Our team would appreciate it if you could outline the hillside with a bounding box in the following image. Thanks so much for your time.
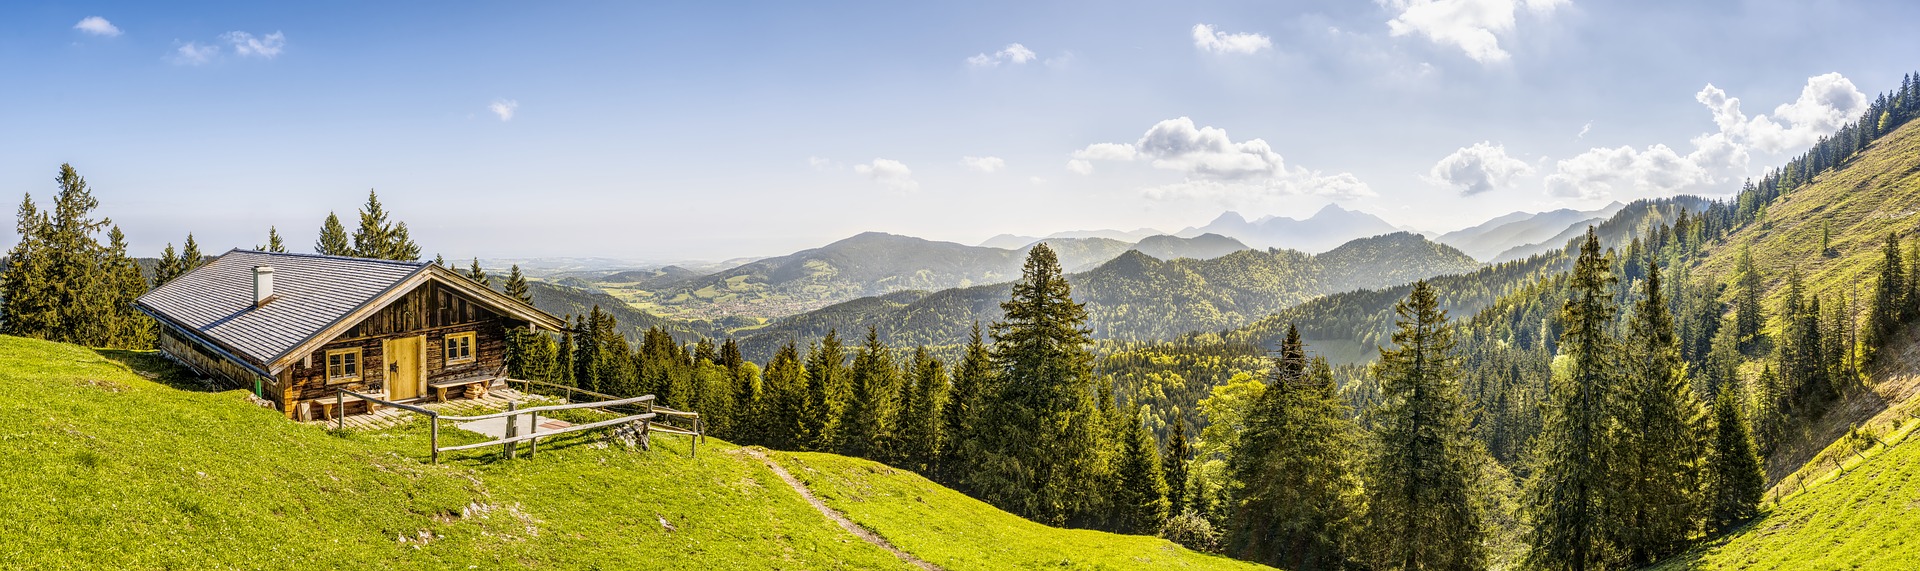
[1134,233,1250,261]
[1436,202,1624,261]
[737,232,1480,360]
[526,280,719,340]
[0,334,1261,570]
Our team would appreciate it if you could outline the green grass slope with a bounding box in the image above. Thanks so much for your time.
[0,334,1252,570]
[773,451,1271,571]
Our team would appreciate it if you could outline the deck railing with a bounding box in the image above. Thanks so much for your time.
[335,381,701,463]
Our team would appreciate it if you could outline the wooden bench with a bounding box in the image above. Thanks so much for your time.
[428,374,501,402]
[315,390,387,420]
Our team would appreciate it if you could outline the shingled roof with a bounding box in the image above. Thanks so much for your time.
[136,249,561,376]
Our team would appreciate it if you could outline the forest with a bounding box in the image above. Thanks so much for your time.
[5,71,1920,571]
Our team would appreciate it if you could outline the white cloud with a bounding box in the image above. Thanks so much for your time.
[1192,24,1272,55]
[222,31,286,59]
[967,43,1037,68]
[854,158,919,192]
[1577,121,1592,139]
[171,41,218,65]
[74,17,121,37]
[1072,117,1375,205]
[808,156,839,171]
[1426,141,1533,195]
[962,156,1006,173]
[488,99,518,121]
[1383,0,1565,65]
[1541,73,1863,200]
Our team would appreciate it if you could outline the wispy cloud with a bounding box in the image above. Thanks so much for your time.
[171,42,218,65]
[1383,0,1565,65]
[74,17,121,37]
[1577,121,1592,139]
[962,156,1006,173]
[489,99,519,122]
[967,43,1038,68]
[1192,24,1271,55]
[854,158,918,192]
[223,31,286,59]
[1073,117,1374,206]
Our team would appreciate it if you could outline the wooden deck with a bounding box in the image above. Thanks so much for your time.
[305,388,561,431]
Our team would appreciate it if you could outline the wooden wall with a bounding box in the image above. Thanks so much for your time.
[158,328,263,393]
[282,280,515,413]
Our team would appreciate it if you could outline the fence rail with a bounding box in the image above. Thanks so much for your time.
[335,379,703,463]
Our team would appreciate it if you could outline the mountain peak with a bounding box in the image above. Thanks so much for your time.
[1209,211,1248,226]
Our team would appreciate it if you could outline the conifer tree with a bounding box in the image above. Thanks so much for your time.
[801,330,851,452]
[1867,233,1906,360]
[1734,245,1765,351]
[178,233,204,276]
[1162,416,1192,518]
[763,341,811,449]
[154,243,181,287]
[503,264,532,304]
[349,190,421,261]
[898,346,948,473]
[1114,407,1171,535]
[980,243,1103,525]
[103,226,152,348]
[1610,261,1707,566]
[1,193,51,337]
[467,258,490,287]
[1229,326,1361,570]
[259,226,287,253]
[1526,228,1620,571]
[315,212,351,256]
[1704,388,1765,533]
[941,323,994,485]
[43,165,114,346]
[842,326,900,460]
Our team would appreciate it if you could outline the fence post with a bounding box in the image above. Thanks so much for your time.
[336,389,345,431]
[505,401,519,460]
[430,412,440,464]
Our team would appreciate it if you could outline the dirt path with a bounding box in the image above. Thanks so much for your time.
[743,448,942,571]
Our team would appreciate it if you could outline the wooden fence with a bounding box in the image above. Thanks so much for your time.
[335,379,703,463]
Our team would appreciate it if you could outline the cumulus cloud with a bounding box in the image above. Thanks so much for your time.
[854,158,919,192]
[967,43,1038,68]
[222,31,285,59]
[74,17,121,37]
[171,41,218,65]
[1072,117,1374,203]
[1383,0,1565,64]
[488,99,518,121]
[962,156,1006,173]
[1427,142,1533,195]
[1192,24,1272,55]
[1542,72,1866,200]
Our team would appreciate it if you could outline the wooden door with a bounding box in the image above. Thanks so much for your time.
[386,336,424,400]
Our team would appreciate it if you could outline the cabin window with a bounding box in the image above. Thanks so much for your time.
[445,332,476,365]
[326,348,361,383]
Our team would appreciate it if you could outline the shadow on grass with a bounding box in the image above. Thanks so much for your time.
[93,348,236,394]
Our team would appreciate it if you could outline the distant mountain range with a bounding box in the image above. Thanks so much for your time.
[1433,202,1626,261]
[980,228,1168,249]
[1174,204,1402,253]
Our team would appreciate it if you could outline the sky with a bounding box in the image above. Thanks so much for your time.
[3,1,1917,263]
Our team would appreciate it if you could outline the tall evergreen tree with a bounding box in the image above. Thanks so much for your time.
[1734,245,1765,351]
[801,330,851,452]
[467,258,490,287]
[842,326,900,460]
[259,226,287,253]
[898,346,948,474]
[980,243,1102,526]
[1229,326,1362,570]
[763,341,811,449]
[1867,233,1906,360]
[1,193,51,337]
[503,264,532,304]
[42,164,115,346]
[1526,228,1621,571]
[1113,407,1171,535]
[178,233,204,276]
[349,190,421,261]
[1704,388,1766,534]
[1610,261,1707,566]
[315,212,351,256]
[1364,280,1489,571]
[1162,415,1192,518]
[941,323,994,485]
[102,226,152,348]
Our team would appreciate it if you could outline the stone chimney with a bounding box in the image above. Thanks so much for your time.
[253,266,275,307]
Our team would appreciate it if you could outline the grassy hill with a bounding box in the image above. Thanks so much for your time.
[0,334,1259,570]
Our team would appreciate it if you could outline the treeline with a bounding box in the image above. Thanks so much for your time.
[1,165,153,348]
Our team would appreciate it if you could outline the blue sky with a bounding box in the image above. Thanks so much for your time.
[2,1,1916,261]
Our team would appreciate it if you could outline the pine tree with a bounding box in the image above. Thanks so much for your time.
[1526,228,1621,571]
[1162,415,1192,518]
[941,323,994,485]
[154,243,181,287]
[467,258,490,287]
[801,330,851,452]
[1734,245,1765,352]
[1704,388,1766,534]
[980,243,1103,525]
[1113,407,1171,534]
[349,190,421,261]
[898,346,948,474]
[1610,261,1707,566]
[1,193,52,337]
[764,341,811,449]
[1364,280,1489,571]
[503,264,532,304]
[315,212,351,256]
[259,226,287,253]
[842,326,900,460]
[178,233,204,276]
[1867,233,1905,360]
[101,226,152,348]
[43,165,114,346]
[1229,325,1362,570]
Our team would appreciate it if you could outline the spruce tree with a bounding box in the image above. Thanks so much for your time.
[154,243,181,287]
[981,243,1102,525]
[1867,233,1905,360]
[941,323,994,485]
[503,264,532,304]
[467,258,490,287]
[1229,326,1361,570]
[1113,407,1171,534]
[349,190,421,261]
[1364,280,1489,571]
[102,226,152,348]
[764,341,811,449]
[178,234,204,276]
[259,226,287,253]
[842,326,900,460]
[1,193,51,337]
[1734,245,1765,352]
[1526,228,1620,571]
[1162,416,1192,518]
[43,164,114,346]
[801,330,851,452]
[898,346,948,474]
[1611,261,1707,566]
[1704,388,1765,533]
[315,212,351,256]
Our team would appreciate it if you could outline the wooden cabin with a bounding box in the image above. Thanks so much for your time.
[136,250,564,420]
